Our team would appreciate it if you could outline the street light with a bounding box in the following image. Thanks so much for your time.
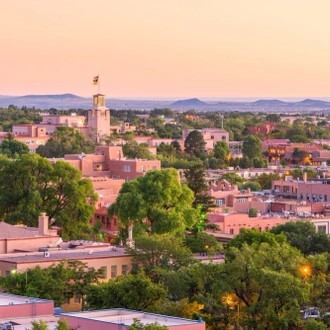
[10,269,27,287]
[301,265,311,278]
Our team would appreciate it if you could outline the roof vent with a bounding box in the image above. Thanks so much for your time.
[44,251,50,258]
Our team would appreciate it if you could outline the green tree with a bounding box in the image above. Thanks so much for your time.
[127,318,169,330]
[240,181,262,191]
[55,319,71,330]
[270,221,330,255]
[0,153,97,239]
[37,126,95,158]
[183,164,215,213]
[123,141,154,159]
[0,138,29,158]
[220,242,310,329]
[213,141,230,160]
[28,320,49,330]
[126,234,196,276]
[248,207,258,217]
[253,172,281,189]
[218,172,245,185]
[184,130,206,157]
[242,135,262,159]
[0,260,104,308]
[108,168,198,235]
[86,271,167,311]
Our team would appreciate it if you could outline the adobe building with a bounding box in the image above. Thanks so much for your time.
[182,128,229,150]
[0,213,59,254]
[0,293,55,326]
[60,309,205,330]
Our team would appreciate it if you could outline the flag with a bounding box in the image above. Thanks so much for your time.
[93,76,99,85]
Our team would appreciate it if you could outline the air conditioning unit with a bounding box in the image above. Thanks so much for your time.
[44,251,50,258]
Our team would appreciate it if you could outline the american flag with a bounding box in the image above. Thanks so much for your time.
[93,76,99,85]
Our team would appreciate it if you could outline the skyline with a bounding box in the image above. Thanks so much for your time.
[2,0,330,98]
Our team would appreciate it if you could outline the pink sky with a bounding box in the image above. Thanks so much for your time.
[2,0,330,98]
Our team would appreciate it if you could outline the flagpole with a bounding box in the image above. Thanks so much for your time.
[98,74,100,94]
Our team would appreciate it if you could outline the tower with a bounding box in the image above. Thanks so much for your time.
[88,94,111,142]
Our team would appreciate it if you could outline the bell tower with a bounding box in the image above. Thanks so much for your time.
[88,94,111,142]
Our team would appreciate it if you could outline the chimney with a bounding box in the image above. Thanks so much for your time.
[38,213,49,235]
[303,172,307,183]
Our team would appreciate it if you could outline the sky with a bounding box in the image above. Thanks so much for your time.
[2,0,330,99]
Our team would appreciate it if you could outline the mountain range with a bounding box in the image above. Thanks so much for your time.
[1,94,330,112]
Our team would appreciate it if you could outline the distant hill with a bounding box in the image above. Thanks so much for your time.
[252,99,289,106]
[170,98,209,108]
[1,94,330,111]
[293,99,330,107]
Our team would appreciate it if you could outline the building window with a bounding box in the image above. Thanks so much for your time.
[111,266,117,278]
[229,228,234,235]
[100,266,107,279]
[222,136,226,141]
[74,295,80,303]
[140,166,146,172]
[325,195,328,202]
[318,225,327,233]
[237,198,247,203]
[152,166,157,170]
[123,165,131,172]
[215,198,225,206]
[122,265,128,275]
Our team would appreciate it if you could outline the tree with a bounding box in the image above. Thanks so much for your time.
[248,207,258,217]
[0,153,97,239]
[184,130,206,157]
[127,318,169,330]
[292,147,310,164]
[0,260,104,308]
[55,319,71,330]
[108,168,199,235]
[126,234,196,276]
[213,141,230,161]
[270,221,330,255]
[28,320,49,330]
[242,135,262,159]
[220,242,310,329]
[123,140,154,159]
[0,138,29,158]
[86,271,167,311]
[37,126,95,158]
[218,172,245,185]
[183,164,215,213]
[253,172,281,190]
[240,181,261,191]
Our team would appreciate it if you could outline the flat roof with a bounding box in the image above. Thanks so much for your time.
[0,316,59,330]
[0,247,129,264]
[0,293,52,306]
[62,309,204,327]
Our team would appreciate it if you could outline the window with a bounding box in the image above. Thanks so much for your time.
[237,198,247,203]
[140,166,146,172]
[215,198,225,206]
[325,195,328,202]
[152,165,157,170]
[123,165,131,172]
[318,225,327,233]
[122,265,128,275]
[229,228,234,235]
[74,294,80,303]
[222,136,226,141]
[111,266,117,278]
[100,266,107,279]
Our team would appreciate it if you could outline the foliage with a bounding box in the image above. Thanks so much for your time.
[37,126,95,158]
[253,172,281,190]
[108,168,198,235]
[270,221,330,255]
[242,135,262,159]
[126,234,196,276]
[220,242,310,330]
[0,260,104,308]
[28,320,49,330]
[55,319,71,330]
[183,164,215,213]
[86,271,167,311]
[213,141,230,160]
[184,130,206,157]
[123,140,154,159]
[248,207,258,217]
[185,232,222,256]
[240,181,261,191]
[218,172,245,185]
[0,137,29,158]
[0,153,97,239]
[127,318,169,330]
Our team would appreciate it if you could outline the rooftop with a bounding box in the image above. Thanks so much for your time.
[0,246,129,264]
[62,308,204,327]
[0,222,40,239]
